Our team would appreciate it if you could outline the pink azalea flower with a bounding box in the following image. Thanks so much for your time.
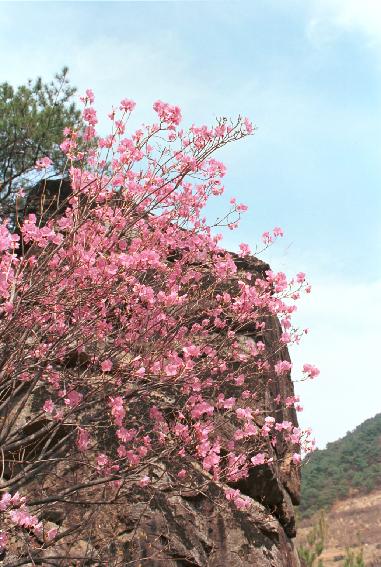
[303,363,320,379]
[101,359,113,372]
[43,399,54,413]
[97,454,109,468]
[274,360,292,376]
[77,428,90,452]
[0,493,12,511]
[82,107,98,126]
[138,475,150,487]
[273,226,284,237]
[46,527,58,541]
[135,366,145,376]
[64,390,83,408]
[119,98,136,112]
[250,453,266,466]
[239,243,251,257]
[0,531,8,551]
[244,117,254,134]
[35,156,52,170]
[86,89,95,103]
[153,100,182,126]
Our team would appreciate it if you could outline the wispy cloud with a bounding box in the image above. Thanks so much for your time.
[290,276,381,447]
[306,0,381,49]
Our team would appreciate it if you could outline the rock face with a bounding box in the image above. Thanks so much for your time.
[3,183,301,566]
[93,255,301,567]
[103,484,300,567]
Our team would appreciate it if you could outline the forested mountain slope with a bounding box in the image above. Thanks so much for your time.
[300,413,381,518]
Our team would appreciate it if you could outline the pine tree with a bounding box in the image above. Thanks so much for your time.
[0,67,81,220]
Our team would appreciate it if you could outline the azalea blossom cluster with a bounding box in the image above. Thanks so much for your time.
[0,492,57,547]
[0,91,317,559]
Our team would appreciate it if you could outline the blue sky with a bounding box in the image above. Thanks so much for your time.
[1,0,380,447]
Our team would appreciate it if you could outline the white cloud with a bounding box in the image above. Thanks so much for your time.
[249,243,381,448]
[259,243,381,447]
[218,237,381,448]
[1,32,197,119]
[0,22,243,135]
[306,0,381,48]
[288,276,381,448]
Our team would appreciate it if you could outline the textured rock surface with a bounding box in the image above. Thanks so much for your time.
[2,188,301,565]
[95,255,302,567]
[104,484,301,567]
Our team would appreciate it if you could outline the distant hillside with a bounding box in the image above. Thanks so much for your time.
[300,413,381,518]
[297,489,381,567]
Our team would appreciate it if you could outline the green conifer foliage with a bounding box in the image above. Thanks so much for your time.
[0,67,81,219]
